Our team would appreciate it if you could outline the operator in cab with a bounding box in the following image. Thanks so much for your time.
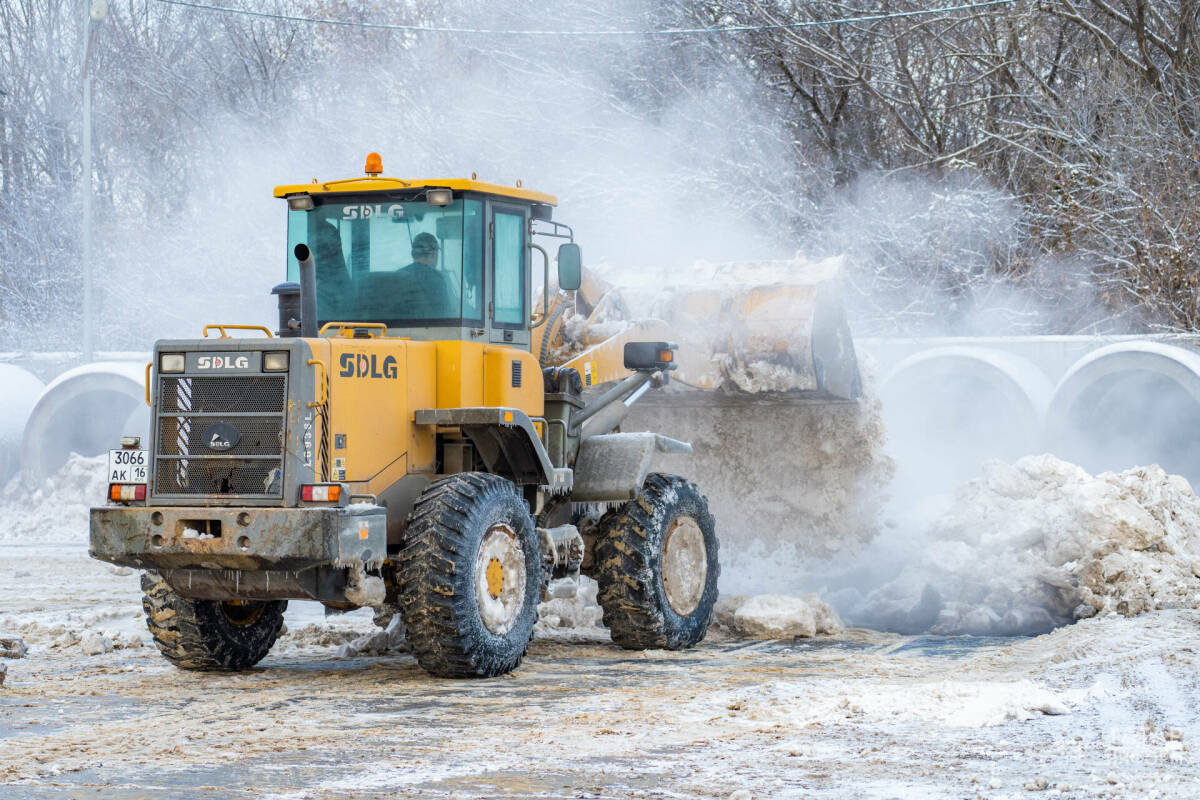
[396,232,457,319]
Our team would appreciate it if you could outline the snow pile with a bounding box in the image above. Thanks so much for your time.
[0,635,26,659]
[0,453,108,543]
[847,455,1200,635]
[716,594,843,638]
[535,576,607,640]
[336,615,405,658]
[45,626,142,652]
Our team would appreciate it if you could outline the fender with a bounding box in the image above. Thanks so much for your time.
[570,432,692,502]
[413,407,573,493]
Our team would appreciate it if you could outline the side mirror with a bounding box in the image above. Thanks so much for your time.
[624,341,677,372]
[557,243,582,291]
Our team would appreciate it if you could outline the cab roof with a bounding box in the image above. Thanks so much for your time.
[272,176,557,206]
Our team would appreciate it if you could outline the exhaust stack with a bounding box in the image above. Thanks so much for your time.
[293,244,318,338]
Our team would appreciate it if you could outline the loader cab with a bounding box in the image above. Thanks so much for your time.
[277,170,575,349]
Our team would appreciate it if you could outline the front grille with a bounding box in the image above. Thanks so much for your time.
[154,374,286,498]
[159,376,285,413]
[159,416,283,456]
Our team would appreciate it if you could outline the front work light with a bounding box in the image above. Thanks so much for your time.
[426,188,453,206]
[287,194,315,211]
[263,351,289,372]
[160,353,185,373]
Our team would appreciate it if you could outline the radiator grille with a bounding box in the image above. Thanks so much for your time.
[159,416,283,457]
[159,376,285,413]
[154,374,286,498]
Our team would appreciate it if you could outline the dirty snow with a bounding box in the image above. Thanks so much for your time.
[0,452,107,543]
[1,456,1200,796]
[845,454,1200,635]
[715,593,844,639]
[535,575,607,639]
[2,534,1198,798]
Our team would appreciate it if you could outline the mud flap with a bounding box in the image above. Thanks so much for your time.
[570,432,692,502]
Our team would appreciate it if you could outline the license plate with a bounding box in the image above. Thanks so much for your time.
[108,449,148,483]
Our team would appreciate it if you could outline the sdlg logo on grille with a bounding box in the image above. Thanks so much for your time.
[202,422,241,451]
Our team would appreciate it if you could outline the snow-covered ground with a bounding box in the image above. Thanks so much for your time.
[2,537,1198,797]
[2,455,1199,797]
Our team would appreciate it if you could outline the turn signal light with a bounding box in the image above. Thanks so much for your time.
[109,484,146,502]
[658,349,673,362]
[301,484,341,502]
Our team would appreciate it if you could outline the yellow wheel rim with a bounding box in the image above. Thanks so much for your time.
[474,524,526,635]
[486,557,504,599]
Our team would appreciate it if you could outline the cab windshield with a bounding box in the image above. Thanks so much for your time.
[286,197,484,327]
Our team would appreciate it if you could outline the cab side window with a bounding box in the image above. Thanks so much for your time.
[493,211,525,327]
[462,199,484,322]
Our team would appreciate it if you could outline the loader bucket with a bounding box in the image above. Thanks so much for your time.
[541,255,874,572]
[658,256,861,402]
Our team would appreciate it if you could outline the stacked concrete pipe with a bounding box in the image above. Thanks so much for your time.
[1043,341,1200,484]
[879,346,1053,497]
[0,364,47,483]
[20,361,150,484]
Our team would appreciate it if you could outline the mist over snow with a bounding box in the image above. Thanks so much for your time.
[4,1,1200,638]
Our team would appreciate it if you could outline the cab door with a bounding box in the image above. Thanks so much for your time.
[488,202,530,347]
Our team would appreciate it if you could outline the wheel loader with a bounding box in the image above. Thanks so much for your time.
[89,154,725,678]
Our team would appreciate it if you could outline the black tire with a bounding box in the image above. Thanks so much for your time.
[538,299,571,365]
[397,473,541,678]
[594,473,719,650]
[140,573,286,671]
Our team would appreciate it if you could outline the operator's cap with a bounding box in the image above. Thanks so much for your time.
[412,232,439,256]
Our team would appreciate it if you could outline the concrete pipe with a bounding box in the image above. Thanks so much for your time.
[0,364,47,483]
[1045,341,1200,484]
[20,361,150,484]
[880,346,1054,497]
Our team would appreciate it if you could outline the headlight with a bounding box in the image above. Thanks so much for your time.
[159,353,185,373]
[263,351,289,372]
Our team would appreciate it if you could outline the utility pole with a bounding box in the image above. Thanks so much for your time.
[81,0,108,362]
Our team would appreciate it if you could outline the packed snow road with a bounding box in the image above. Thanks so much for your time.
[2,542,1197,799]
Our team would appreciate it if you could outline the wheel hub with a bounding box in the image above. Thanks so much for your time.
[474,524,526,635]
[661,516,707,616]
[219,600,266,627]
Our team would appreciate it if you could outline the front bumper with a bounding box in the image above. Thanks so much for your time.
[89,504,386,573]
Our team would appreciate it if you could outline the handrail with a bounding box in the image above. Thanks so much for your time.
[202,324,274,339]
[307,359,327,408]
[144,362,152,407]
[529,243,550,329]
[319,321,389,338]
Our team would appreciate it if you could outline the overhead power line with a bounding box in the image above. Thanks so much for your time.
[155,0,1021,37]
